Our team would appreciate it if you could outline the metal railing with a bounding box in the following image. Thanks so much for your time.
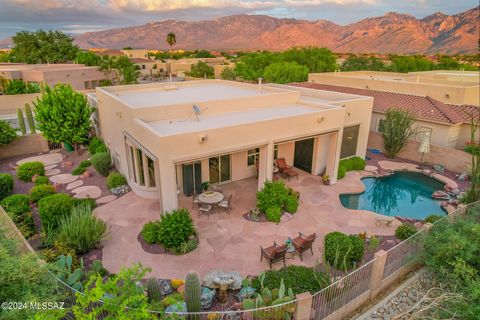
[310,259,374,319]
[382,230,424,280]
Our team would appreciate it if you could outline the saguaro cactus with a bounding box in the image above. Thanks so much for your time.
[17,108,26,135]
[25,103,36,134]
[146,278,161,302]
[185,271,202,314]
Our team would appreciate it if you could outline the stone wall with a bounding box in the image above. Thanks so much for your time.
[0,134,49,160]
[368,132,471,173]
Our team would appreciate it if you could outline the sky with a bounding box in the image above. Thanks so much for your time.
[0,0,477,39]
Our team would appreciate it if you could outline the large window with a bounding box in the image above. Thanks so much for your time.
[340,125,360,159]
[126,139,157,189]
[209,154,231,184]
[247,148,260,166]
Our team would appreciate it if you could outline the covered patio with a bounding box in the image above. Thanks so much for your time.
[95,170,400,279]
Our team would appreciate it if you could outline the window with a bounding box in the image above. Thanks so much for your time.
[125,139,157,189]
[247,148,260,166]
[274,145,279,160]
[416,126,432,142]
[377,119,386,133]
[141,64,146,69]
[340,125,360,159]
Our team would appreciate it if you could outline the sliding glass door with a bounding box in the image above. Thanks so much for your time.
[209,154,231,184]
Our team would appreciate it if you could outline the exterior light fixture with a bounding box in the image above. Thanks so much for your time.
[198,134,208,143]
[317,115,324,123]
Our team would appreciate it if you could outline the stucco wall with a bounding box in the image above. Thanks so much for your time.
[0,134,49,160]
[368,131,471,173]
[0,93,41,116]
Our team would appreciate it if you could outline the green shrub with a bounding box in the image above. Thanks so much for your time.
[72,160,91,176]
[157,209,196,250]
[424,214,443,224]
[91,152,112,176]
[29,184,56,203]
[368,236,381,252]
[265,206,282,223]
[324,231,365,270]
[0,119,17,146]
[0,173,14,200]
[106,172,127,189]
[38,194,74,231]
[0,194,34,238]
[252,266,329,295]
[1,194,30,215]
[395,224,417,240]
[34,176,50,186]
[285,196,299,213]
[17,161,45,182]
[174,238,199,255]
[74,198,97,210]
[337,164,347,179]
[56,203,108,254]
[141,221,159,244]
[88,137,107,155]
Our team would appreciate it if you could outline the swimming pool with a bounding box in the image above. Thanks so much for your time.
[339,171,447,219]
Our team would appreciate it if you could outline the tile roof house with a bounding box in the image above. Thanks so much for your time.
[292,83,479,149]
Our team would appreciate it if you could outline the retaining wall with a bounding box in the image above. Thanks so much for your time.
[0,134,49,160]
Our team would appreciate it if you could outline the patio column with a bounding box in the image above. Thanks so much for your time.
[326,130,342,184]
[257,141,274,191]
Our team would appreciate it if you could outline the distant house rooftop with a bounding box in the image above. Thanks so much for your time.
[292,82,478,125]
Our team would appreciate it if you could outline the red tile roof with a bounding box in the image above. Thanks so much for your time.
[291,82,477,125]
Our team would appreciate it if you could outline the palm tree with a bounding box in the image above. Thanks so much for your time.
[99,56,118,83]
[166,32,176,60]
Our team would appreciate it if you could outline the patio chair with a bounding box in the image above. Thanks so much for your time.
[198,203,213,219]
[289,232,317,261]
[192,190,201,209]
[260,241,288,269]
[276,158,299,180]
[218,194,232,214]
[211,185,223,194]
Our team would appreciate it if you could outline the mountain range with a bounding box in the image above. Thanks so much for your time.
[2,7,479,54]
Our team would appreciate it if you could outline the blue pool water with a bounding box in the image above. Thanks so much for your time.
[339,171,447,219]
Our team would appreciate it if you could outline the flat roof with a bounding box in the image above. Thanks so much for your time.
[146,104,319,136]
[112,83,273,108]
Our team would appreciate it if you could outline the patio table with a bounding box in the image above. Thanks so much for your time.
[198,191,224,204]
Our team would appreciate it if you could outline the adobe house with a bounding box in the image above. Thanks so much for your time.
[90,80,373,212]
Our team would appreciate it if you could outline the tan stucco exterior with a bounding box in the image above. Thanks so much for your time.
[167,57,230,77]
[93,80,373,213]
[121,49,150,60]
[308,70,480,106]
[0,63,106,91]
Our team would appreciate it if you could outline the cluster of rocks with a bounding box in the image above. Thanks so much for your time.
[368,272,438,320]
[111,184,130,196]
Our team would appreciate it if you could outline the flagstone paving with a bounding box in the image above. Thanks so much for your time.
[49,173,78,184]
[45,169,62,176]
[66,180,84,190]
[71,185,102,199]
[95,168,410,279]
[17,153,63,166]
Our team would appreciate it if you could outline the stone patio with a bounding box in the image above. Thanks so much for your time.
[94,166,413,279]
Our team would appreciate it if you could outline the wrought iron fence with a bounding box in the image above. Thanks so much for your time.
[310,259,374,319]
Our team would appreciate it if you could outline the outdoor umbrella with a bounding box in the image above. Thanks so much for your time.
[418,132,430,168]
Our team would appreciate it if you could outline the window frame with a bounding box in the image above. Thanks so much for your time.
[125,136,158,191]
[247,148,260,167]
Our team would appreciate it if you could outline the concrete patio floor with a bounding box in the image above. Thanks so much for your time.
[94,166,412,279]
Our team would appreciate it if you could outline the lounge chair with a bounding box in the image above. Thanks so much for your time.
[289,232,317,261]
[276,158,299,180]
[260,241,288,269]
[218,194,232,214]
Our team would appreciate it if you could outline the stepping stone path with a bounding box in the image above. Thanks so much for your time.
[96,195,117,204]
[45,169,61,176]
[17,153,63,166]
[66,180,84,190]
[71,186,102,199]
[45,164,58,170]
[49,173,78,185]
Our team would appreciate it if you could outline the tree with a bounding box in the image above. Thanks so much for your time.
[220,67,236,80]
[462,109,480,203]
[341,54,386,71]
[194,50,215,58]
[10,30,79,64]
[0,120,17,146]
[281,47,337,72]
[390,55,434,73]
[34,84,93,152]
[0,51,11,62]
[381,108,415,158]
[114,56,141,84]
[166,32,176,60]
[99,56,118,82]
[75,51,102,66]
[234,51,280,81]
[263,61,309,84]
[186,61,214,78]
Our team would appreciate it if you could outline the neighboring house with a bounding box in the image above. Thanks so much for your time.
[91,80,373,212]
[292,83,480,150]
[130,58,167,77]
[0,63,106,91]
[308,70,480,106]
[121,49,150,60]
[168,57,230,77]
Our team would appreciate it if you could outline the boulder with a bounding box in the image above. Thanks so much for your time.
[159,279,174,296]
[61,160,74,168]
[201,287,215,309]
[165,301,186,313]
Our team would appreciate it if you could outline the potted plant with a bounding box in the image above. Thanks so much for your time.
[322,174,330,185]
[201,181,210,191]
